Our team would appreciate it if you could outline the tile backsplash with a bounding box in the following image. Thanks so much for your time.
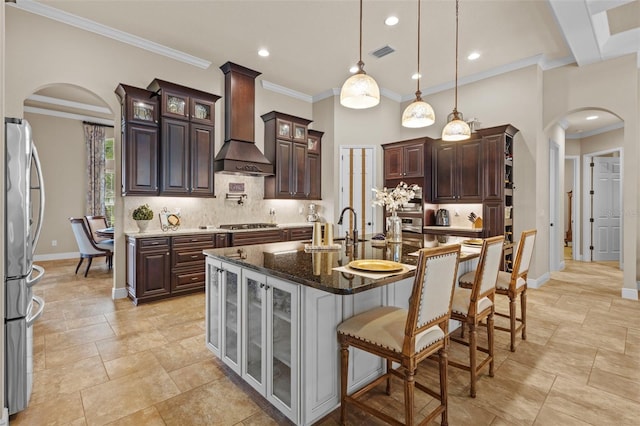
[123,174,327,233]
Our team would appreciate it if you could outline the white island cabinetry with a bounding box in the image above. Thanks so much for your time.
[205,255,415,425]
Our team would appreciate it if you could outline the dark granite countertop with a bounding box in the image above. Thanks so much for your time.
[203,237,479,295]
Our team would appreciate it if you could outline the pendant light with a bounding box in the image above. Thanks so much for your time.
[340,0,380,109]
[442,0,471,141]
[402,0,435,128]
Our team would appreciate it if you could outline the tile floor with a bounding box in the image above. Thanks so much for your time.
[9,257,640,425]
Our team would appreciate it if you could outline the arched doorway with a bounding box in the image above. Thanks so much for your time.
[549,108,623,271]
[23,83,114,262]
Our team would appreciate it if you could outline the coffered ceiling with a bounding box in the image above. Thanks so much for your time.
[12,0,639,135]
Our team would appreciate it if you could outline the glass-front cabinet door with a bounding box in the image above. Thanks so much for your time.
[221,262,241,374]
[205,258,222,356]
[242,269,266,392]
[190,97,215,126]
[266,277,299,423]
[161,90,189,120]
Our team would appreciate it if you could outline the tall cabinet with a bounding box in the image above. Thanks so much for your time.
[115,84,160,195]
[262,111,321,200]
[478,124,519,271]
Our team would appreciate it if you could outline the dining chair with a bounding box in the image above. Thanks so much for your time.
[337,244,461,426]
[85,215,112,244]
[459,229,537,352]
[69,217,113,276]
[448,235,504,397]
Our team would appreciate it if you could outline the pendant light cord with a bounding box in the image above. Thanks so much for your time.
[358,0,364,69]
[416,0,421,95]
[454,0,460,112]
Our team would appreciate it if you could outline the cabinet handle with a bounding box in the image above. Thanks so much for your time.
[191,277,199,281]
[265,285,270,290]
[259,283,265,288]
[191,255,199,259]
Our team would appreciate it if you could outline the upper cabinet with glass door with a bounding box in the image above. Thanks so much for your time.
[116,84,158,126]
[147,79,219,126]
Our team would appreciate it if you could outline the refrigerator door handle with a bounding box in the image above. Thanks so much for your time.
[26,295,45,327]
[26,264,45,288]
[30,143,45,253]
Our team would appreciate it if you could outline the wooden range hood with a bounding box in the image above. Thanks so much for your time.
[214,61,274,176]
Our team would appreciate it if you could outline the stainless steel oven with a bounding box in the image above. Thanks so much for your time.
[400,216,423,234]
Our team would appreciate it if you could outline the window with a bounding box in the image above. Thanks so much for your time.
[104,138,115,226]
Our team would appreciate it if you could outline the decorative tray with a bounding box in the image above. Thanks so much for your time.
[347,259,404,272]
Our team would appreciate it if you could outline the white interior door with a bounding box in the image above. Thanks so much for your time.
[339,147,374,239]
[592,156,621,261]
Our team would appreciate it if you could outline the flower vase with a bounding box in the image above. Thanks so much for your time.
[387,210,402,243]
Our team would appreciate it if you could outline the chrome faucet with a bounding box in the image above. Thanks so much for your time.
[337,207,358,245]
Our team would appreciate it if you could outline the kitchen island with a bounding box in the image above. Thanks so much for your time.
[204,238,479,425]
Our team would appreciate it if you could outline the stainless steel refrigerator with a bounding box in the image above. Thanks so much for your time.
[4,118,45,415]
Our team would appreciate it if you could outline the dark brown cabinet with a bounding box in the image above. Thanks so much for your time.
[127,232,228,304]
[115,84,160,195]
[307,129,323,200]
[281,226,313,242]
[263,111,321,200]
[382,138,431,189]
[147,79,220,197]
[126,237,171,304]
[432,138,483,203]
[478,125,518,271]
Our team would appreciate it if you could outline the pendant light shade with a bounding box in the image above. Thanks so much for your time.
[402,0,434,128]
[442,0,471,141]
[340,0,380,109]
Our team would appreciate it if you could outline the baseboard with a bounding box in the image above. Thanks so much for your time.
[112,287,128,300]
[34,252,78,261]
[621,287,639,300]
[528,272,550,289]
[0,407,8,426]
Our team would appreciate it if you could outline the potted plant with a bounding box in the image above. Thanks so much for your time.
[132,204,154,232]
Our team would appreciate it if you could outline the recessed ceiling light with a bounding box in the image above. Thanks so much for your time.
[258,49,269,57]
[349,65,359,74]
[586,115,599,120]
[385,16,399,26]
[411,73,421,80]
[467,52,480,60]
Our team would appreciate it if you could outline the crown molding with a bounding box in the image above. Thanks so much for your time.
[27,94,112,115]
[24,106,115,127]
[9,0,211,69]
[261,80,313,103]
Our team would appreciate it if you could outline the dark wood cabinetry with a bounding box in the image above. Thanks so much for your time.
[126,237,171,304]
[127,232,227,304]
[148,79,220,197]
[307,130,323,200]
[263,111,322,200]
[478,125,518,270]
[115,84,160,195]
[382,138,430,188]
[432,138,483,203]
[280,226,313,242]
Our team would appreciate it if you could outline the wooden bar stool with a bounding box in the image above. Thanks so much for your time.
[449,235,504,397]
[459,229,537,352]
[337,245,461,426]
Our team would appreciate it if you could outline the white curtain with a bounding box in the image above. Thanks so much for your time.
[84,123,106,216]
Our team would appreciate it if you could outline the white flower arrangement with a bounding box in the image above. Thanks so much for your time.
[372,182,419,212]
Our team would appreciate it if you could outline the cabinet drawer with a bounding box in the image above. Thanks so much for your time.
[171,269,206,293]
[173,234,214,246]
[289,227,312,241]
[139,237,170,249]
[172,245,214,268]
[231,230,282,247]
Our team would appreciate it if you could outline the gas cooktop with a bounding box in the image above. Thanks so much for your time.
[219,223,278,230]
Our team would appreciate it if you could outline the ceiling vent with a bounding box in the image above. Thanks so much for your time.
[370,45,395,58]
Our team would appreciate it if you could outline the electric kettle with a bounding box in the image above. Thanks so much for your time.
[435,209,450,226]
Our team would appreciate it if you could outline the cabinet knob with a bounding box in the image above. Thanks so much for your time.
[259,283,265,288]
[265,285,271,290]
